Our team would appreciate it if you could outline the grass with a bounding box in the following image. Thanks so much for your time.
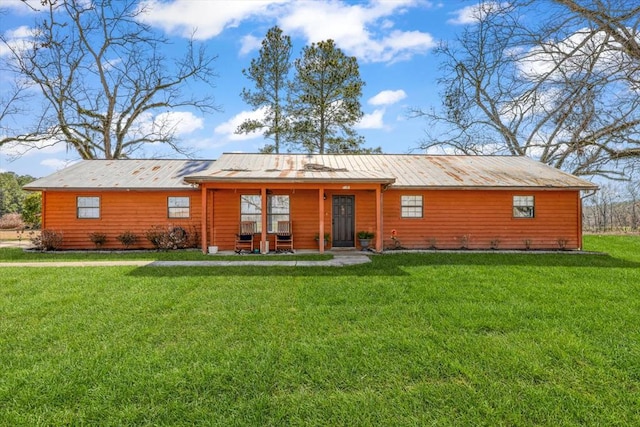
[0,247,332,262]
[0,235,638,425]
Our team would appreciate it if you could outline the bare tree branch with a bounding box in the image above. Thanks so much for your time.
[1,0,220,160]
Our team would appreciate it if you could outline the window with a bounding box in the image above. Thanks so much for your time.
[240,194,291,233]
[168,196,190,218]
[513,195,535,218]
[77,196,100,219]
[401,195,423,218]
[241,195,262,232]
[268,195,290,232]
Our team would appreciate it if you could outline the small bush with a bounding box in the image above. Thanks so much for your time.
[30,229,63,251]
[0,213,25,230]
[89,232,107,248]
[490,238,500,250]
[116,231,138,248]
[145,225,189,250]
[557,238,568,250]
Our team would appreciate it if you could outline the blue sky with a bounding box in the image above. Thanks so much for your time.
[0,0,487,177]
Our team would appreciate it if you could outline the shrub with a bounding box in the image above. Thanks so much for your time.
[116,231,138,248]
[0,213,25,230]
[490,238,500,250]
[30,229,63,251]
[557,238,568,250]
[22,192,42,228]
[89,232,107,248]
[145,225,189,250]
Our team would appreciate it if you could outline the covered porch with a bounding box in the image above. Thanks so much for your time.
[191,180,393,254]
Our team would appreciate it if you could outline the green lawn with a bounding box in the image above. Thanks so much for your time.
[1,235,638,426]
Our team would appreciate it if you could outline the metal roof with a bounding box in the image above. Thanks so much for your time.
[185,153,598,189]
[24,154,598,191]
[24,159,214,190]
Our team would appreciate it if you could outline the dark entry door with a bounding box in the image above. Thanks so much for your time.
[332,195,355,247]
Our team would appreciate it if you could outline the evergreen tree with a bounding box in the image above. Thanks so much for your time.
[288,40,365,154]
[237,26,292,153]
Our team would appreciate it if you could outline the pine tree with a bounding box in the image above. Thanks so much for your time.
[237,26,292,153]
[288,40,365,154]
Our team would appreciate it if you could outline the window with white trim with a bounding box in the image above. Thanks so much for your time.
[267,195,290,232]
[241,195,262,232]
[168,196,190,218]
[401,195,423,218]
[513,195,535,218]
[77,196,100,219]
[240,195,291,233]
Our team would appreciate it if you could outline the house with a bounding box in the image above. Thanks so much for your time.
[24,153,598,252]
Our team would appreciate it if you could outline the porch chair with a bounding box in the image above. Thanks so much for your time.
[235,221,256,254]
[274,221,294,253]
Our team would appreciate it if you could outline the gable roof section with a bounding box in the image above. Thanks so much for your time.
[185,153,598,190]
[24,159,214,191]
[184,153,397,185]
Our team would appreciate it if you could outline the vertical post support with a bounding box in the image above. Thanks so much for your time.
[201,185,207,254]
[319,187,325,254]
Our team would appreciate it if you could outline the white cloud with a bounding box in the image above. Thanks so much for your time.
[517,29,625,81]
[356,109,386,130]
[137,0,287,40]
[138,0,435,63]
[214,108,268,141]
[448,2,510,25]
[368,89,407,106]
[154,111,204,136]
[0,25,35,57]
[41,158,76,171]
[0,137,67,158]
[280,0,435,63]
[240,34,262,56]
[0,0,40,14]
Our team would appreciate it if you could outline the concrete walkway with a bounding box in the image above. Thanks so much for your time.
[0,251,372,268]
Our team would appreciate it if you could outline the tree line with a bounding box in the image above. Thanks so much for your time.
[0,172,40,227]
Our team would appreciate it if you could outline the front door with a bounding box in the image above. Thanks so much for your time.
[332,195,355,247]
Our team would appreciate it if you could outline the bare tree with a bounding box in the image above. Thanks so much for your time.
[0,0,219,159]
[412,1,640,178]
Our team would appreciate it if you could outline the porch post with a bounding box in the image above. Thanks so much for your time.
[201,185,207,254]
[261,187,268,253]
[375,185,382,252]
[319,187,325,254]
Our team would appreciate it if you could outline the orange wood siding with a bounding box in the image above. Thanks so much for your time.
[209,189,380,251]
[42,190,201,249]
[382,189,581,250]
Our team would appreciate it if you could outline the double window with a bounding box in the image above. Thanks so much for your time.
[401,195,423,218]
[77,196,100,219]
[513,195,535,218]
[240,194,290,233]
[168,196,190,218]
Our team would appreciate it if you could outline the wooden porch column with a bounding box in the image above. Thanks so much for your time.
[200,185,208,254]
[319,187,325,254]
[261,187,268,253]
[375,185,382,252]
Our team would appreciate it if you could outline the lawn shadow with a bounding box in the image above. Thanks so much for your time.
[126,251,639,278]
[378,251,640,269]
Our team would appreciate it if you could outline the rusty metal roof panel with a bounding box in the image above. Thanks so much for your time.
[24,154,597,191]
[24,159,215,190]
[186,153,596,189]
